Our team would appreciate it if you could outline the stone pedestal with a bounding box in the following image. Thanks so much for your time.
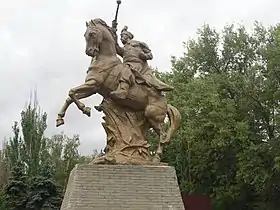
[61,164,185,210]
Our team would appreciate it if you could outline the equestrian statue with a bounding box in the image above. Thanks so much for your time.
[56,1,181,164]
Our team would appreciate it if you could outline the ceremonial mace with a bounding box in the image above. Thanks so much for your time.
[112,0,122,32]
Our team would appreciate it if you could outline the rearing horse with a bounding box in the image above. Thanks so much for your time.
[56,18,181,157]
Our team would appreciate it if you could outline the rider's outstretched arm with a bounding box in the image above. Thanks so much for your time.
[111,20,124,57]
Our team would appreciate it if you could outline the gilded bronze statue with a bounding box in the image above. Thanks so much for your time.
[56,3,181,164]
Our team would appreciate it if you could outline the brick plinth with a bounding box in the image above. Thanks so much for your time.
[61,164,184,210]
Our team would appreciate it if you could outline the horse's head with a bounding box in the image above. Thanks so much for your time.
[84,18,116,57]
[84,20,103,57]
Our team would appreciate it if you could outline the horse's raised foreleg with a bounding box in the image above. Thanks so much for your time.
[68,80,98,116]
[56,90,96,127]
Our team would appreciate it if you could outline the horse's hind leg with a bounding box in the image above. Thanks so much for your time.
[145,103,167,162]
[56,90,95,127]
[148,120,165,162]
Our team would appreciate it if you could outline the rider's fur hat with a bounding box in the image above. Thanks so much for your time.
[121,26,134,39]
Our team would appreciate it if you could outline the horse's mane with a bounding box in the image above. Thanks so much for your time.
[91,18,116,41]
[92,18,108,27]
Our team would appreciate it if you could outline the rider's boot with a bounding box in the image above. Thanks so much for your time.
[110,81,130,99]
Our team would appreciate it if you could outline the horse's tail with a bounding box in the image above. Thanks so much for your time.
[161,104,181,144]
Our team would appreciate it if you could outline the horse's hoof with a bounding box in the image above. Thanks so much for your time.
[56,118,64,127]
[152,154,161,163]
[94,105,102,112]
[83,107,91,117]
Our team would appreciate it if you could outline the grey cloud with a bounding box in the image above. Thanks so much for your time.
[0,0,279,154]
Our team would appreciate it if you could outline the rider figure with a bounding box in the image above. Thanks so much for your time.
[110,25,173,100]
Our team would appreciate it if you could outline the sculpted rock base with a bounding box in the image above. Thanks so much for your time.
[92,98,161,165]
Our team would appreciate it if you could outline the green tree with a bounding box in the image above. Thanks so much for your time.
[46,134,82,192]
[0,141,9,190]
[20,101,48,176]
[5,99,48,177]
[5,122,21,169]
[26,161,63,210]
[0,142,8,210]
[158,22,280,209]
[2,96,70,209]
[4,161,28,210]
[0,189,7,210]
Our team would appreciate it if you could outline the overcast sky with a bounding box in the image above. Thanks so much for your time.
[0,0,279,154]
